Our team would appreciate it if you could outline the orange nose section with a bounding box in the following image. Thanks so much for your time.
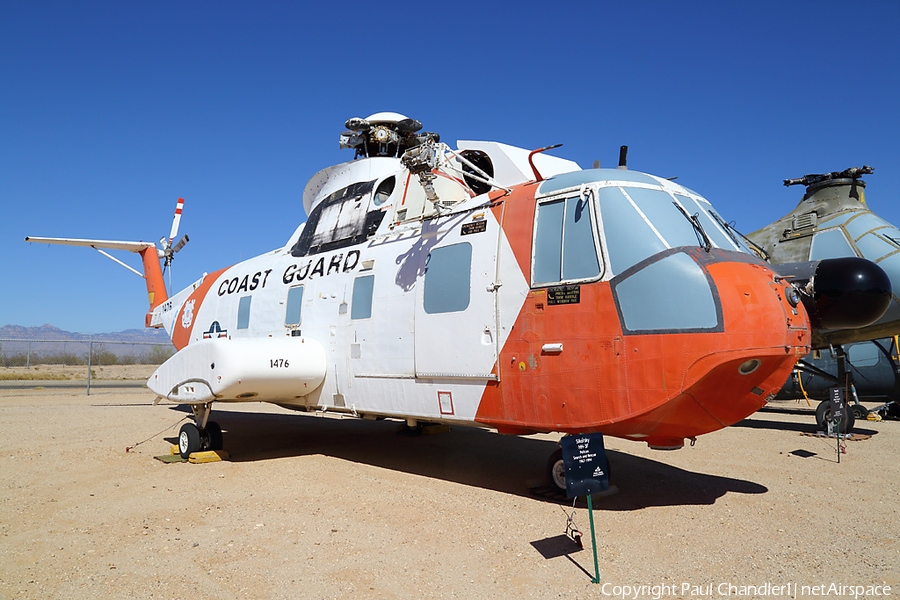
[600,260,810,448]
[603,353,800,449]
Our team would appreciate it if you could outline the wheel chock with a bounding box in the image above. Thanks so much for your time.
[170,445,180,455]
[188,450,229,464]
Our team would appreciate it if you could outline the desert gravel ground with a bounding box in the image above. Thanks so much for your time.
[0,381,897,600]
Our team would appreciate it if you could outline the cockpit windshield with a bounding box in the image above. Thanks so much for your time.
[537,170,755,276]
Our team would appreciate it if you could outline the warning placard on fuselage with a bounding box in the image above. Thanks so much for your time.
[461,220,487,236]
[561,433,609,498]
[547,285,580,306]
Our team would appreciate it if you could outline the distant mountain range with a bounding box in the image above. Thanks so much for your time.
[0,324,170,343]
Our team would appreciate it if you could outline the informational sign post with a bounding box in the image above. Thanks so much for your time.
[829,386,845,423]
[829,386,846,462]
[560,433,609,584]
[560,433,610,498]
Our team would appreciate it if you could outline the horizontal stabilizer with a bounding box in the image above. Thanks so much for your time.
[25,236,156,253]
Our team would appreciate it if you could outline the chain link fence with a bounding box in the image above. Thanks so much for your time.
[0,338,174,395]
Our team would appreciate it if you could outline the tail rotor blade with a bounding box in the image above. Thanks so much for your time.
[168,197,185,246]
[172,234,189,254]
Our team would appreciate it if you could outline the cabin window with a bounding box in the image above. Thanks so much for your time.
[237,296,252,330]
[285,285,304,326]
[424,242,472,314]
[532,196,601,286]
[351,275,375,320]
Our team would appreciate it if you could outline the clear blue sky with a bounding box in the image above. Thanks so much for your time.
[3,1,899,333]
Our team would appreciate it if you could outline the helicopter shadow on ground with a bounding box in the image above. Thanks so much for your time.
[731,411,879,438]
[164,406,767,511]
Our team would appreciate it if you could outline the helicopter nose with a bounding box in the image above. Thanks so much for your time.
[807,256,892,330]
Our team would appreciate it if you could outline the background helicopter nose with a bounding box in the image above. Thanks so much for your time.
[809,257,892,330]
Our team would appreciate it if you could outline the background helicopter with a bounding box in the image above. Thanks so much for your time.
[748,167,900,431]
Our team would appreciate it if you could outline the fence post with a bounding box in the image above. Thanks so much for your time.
[87,339,92,396]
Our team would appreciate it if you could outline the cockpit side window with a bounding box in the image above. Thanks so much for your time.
[532,194,602,286]
[290,179,386,257]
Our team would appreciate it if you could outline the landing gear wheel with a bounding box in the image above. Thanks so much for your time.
[178,423,201,459]
[851,404,869,421]
[204,421,223,451]
[546,448,566,496]
[815,400,856,434]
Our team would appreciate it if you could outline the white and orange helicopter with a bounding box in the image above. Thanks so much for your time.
[27,112,892,492]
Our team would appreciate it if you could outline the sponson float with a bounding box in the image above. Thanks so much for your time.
[26,113,891,492]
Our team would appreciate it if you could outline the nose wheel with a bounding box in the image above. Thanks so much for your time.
[178,423,200,458]
[178,403,224,459]
[177,422,224,458]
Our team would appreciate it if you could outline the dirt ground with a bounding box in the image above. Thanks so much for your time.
[0,386,897,600]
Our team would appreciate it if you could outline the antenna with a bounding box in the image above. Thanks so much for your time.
[617,146,628,170]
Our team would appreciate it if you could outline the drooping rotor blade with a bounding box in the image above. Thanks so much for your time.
[25,236,155,252]
[168,197,185,246]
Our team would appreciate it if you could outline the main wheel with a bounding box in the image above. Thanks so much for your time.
[204,421,223,451]
[178,423,202,459]
[546,448,566,496]
[814,400,856,433]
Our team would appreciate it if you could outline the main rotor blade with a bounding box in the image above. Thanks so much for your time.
[25,236,155,253]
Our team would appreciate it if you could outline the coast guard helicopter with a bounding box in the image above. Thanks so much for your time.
[27,113,892,493]
[749,166,900,430]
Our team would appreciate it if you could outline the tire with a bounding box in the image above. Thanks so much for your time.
[546,448,566,496]
[815,400,856,434]
[851,404,869,421]
[204,421,223,451]
[178,423,201,459]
